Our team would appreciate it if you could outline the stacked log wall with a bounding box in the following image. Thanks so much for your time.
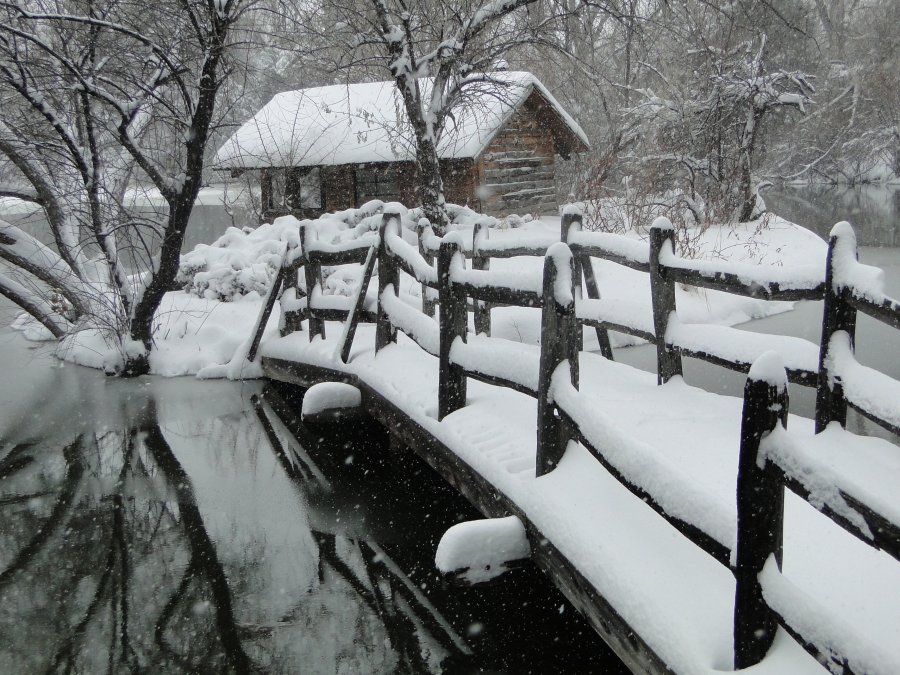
[475,93,558,217]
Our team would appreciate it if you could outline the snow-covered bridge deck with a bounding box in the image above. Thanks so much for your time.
[252,208,900,674]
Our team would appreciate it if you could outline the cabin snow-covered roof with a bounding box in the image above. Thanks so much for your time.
[214,72,589,170]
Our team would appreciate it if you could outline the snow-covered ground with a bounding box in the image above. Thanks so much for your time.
[40,211,826,378]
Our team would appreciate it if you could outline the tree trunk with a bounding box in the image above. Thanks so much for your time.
[415,134,449,235]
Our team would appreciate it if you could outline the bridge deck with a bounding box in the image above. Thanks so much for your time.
[261,324,900,675]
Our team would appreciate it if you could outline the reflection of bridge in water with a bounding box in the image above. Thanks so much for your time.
[255,206,900,674]
[0,371,619,673]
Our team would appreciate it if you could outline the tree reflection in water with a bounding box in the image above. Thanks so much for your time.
[0,382,474,674]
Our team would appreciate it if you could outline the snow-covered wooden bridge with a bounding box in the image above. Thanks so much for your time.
[250,206,900,675]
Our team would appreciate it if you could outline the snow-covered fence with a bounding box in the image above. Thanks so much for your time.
[734,354,900,672]
[816,223,900,435]
[247,203,899,673]
[252,204,898,440]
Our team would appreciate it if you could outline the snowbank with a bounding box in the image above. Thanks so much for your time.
[17,202,828,380]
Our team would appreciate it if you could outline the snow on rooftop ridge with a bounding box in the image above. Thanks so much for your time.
[214,72,588,170]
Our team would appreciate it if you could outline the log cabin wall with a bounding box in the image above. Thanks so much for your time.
[322,165,356,213]
[475,92,558,217]
[440,159,478,210]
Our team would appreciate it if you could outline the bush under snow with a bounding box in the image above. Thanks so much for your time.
[177,200,530,301]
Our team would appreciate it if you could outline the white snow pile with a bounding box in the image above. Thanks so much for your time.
[435,516,531,584]
[177,200,529,301]
[176,219,295,301]
[301,382,362,417]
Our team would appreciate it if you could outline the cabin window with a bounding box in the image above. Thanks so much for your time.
[267,167,322,211]
[355,166,401,205]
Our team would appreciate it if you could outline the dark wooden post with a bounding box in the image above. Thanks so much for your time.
[280,254,304,336]
[472,219,492,336]
[437,236,467,419]
[536,243,579,477]
[562,207,613,358]
[417,218,437,319]
[649,218,682,383]
[376,211,400,351]
[733,353,788,670]
[301,224,325,341]
[247,263,285,362]
[815,223,858,433]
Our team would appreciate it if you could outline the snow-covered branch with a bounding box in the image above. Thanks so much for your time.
[0,272,70,339]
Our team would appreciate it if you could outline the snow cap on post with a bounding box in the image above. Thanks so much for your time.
[560,201,584,217]
[382,202,406,217]
[650,215,674,233]
[435,516,531,585]
[747,350,787,390]
[546,242,574,306]
[443,230,465,250]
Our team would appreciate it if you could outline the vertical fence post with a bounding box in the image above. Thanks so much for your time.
[561,210,584,353]
[815,222,858,433]
[562,206,614,359]
[280,253,304,336]
[437,235,467,420]
[536,243,579,477]
[649,218,682,383]
[376,211,400,351]
[733,352,787,670]
[301,224,325,341]
[417,218,437,319]
[472,219,492,336]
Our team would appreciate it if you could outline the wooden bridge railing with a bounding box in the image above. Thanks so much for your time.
[249,205,900,673]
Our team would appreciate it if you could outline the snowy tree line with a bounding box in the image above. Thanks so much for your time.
[0,0,896,373]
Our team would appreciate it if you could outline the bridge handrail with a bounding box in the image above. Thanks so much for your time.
[815,223,900,435]
[660,250,825,301]
[733,355,899,672]
[272,209,900,439]
[760,425,900,563]
[384,230,439,287]
[250,206,899,674]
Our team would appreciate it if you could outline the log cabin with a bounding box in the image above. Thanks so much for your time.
[214,72,589,220]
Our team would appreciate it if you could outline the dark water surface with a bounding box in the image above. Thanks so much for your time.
[0,324,627,674]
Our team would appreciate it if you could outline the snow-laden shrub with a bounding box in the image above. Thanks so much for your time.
[177,219,300,301]
[177,202,529,301]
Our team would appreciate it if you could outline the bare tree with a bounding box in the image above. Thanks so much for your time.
[0,0,248,374]
[314,0,575,233]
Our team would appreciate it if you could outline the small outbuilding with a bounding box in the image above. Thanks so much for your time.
[214,72,589,220]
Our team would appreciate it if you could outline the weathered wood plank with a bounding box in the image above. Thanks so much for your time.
[733,364,787,669]
[259,355,675,675]
[649,222,682,383]
[338,246,377,364]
